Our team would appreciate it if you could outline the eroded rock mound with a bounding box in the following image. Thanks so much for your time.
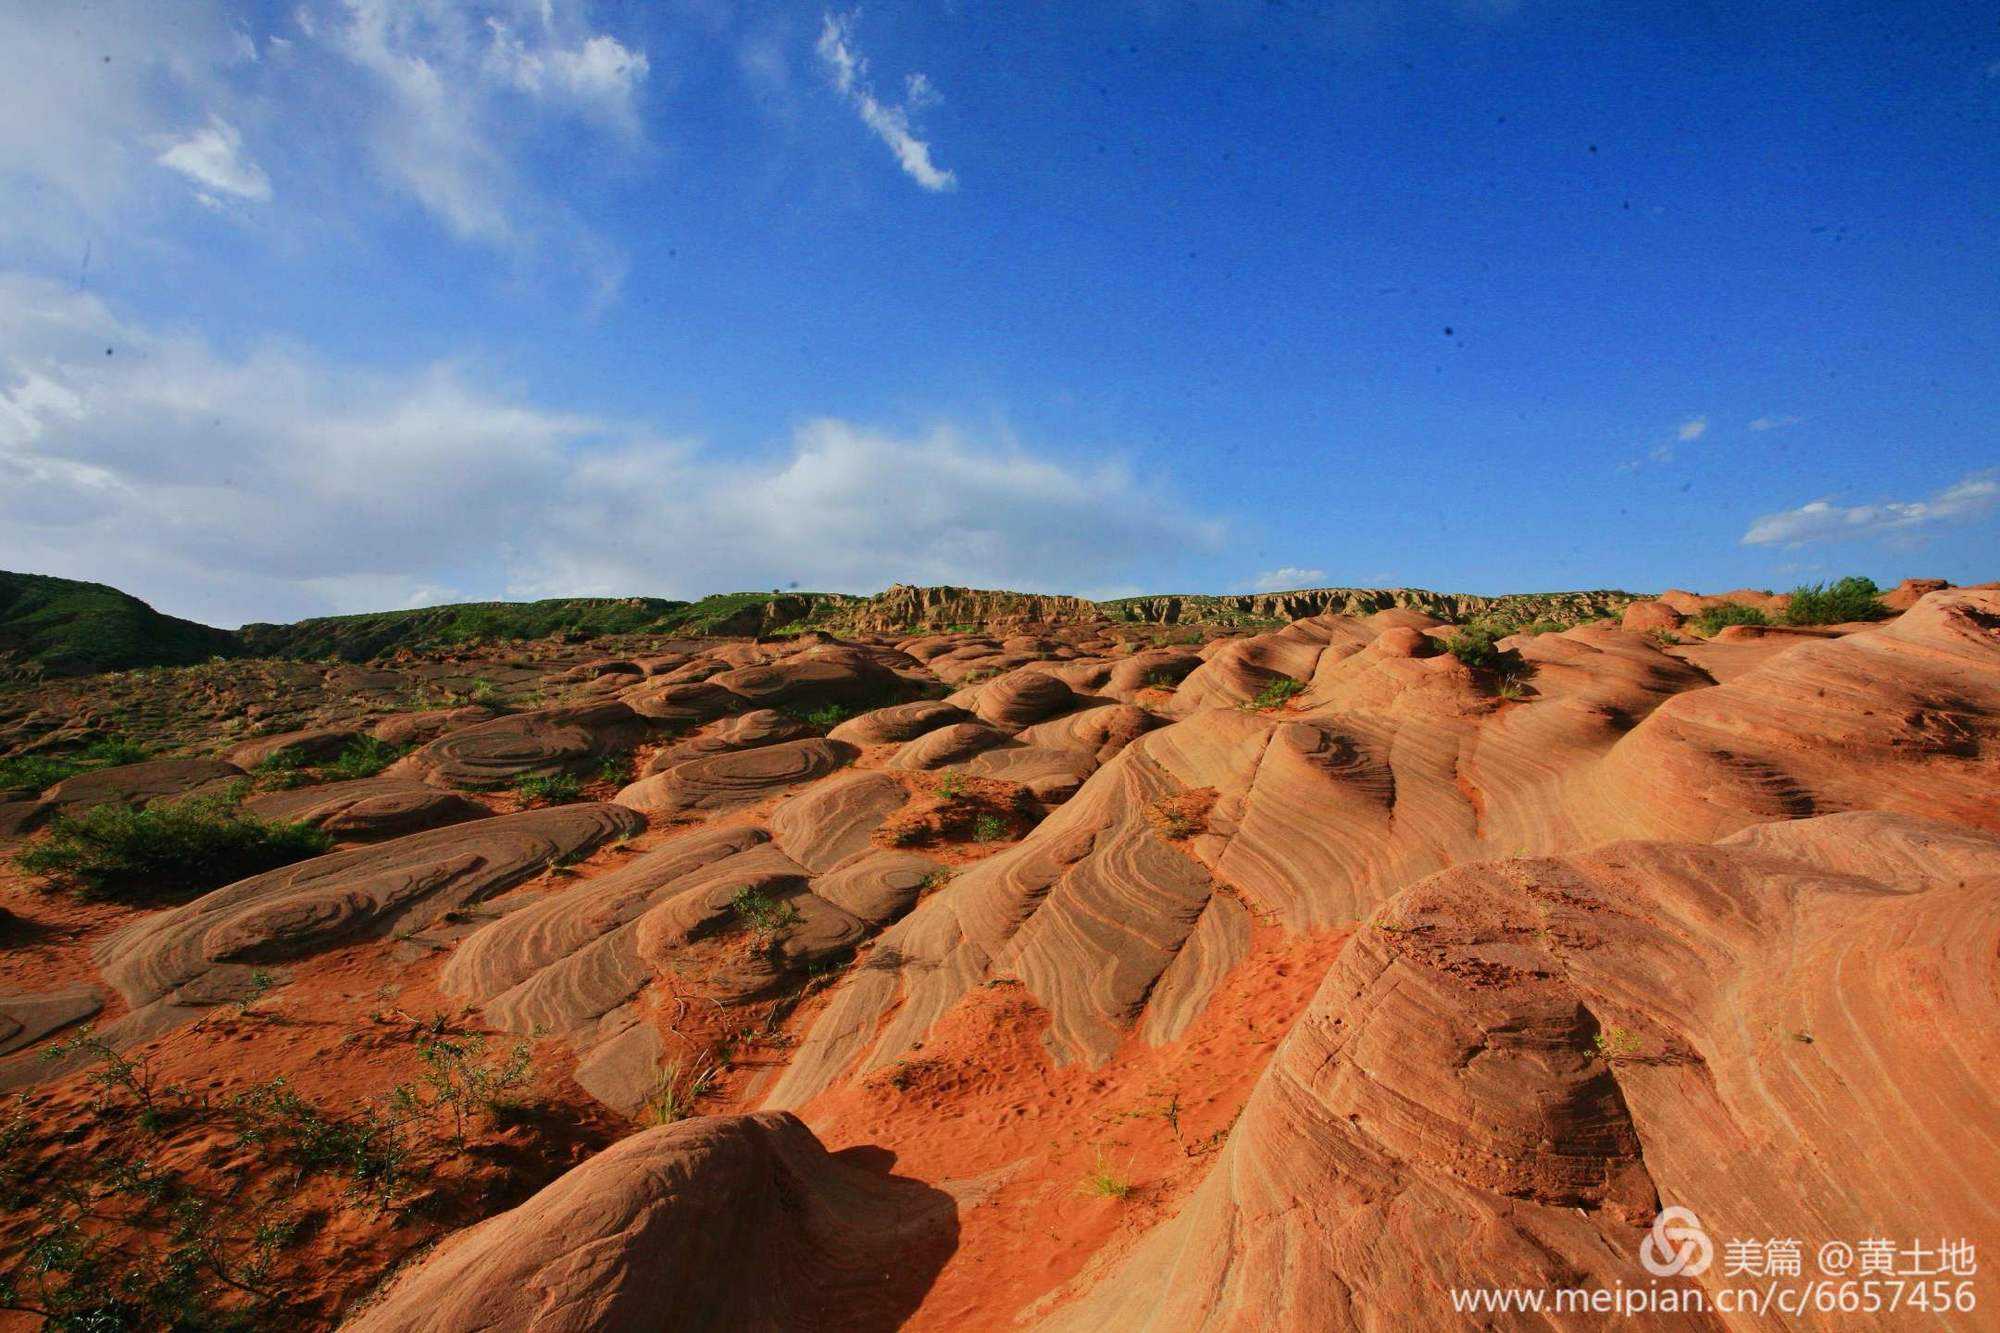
[1033,813,2000,1330]
[394,703,649,788]
[345,1111,956,1333]
[243,777,488,840]
[87,803,641,1037]
[39,757,243,813]
[616,738,856,815]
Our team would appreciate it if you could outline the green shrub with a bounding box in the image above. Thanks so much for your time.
[1784,576,1889,626]
[0,738,153,795]
[514,773,583,806]
[1689,603,1770,636]
[731,886,802,937]
[972,813,1008,842]
[1443,623,1513,671]
[1246,676,1305,711]
[323,736,405,781]
[16,796,332,900]
[0,754,79,793]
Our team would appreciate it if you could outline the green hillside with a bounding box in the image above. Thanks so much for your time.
[0,571,240,677]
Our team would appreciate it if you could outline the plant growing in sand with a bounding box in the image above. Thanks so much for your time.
[641,1057,719,1126]
[1078,1153,1134,1200]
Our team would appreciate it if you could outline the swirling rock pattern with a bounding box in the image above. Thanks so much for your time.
[243,777,488,840]
[98,803,642,1014]
[616,738,856,815]
[642,708,814,774]
[1033,814,2000,1330]
[827,699,973,746]
[39,757,244,813]
[769,592,2000,1111]
[393,702,650,788]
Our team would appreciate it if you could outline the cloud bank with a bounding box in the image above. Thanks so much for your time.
[0,274,1218,626]
[1742,472,2000,546]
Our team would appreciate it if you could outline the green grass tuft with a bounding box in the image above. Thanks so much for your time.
[514,773,584,806]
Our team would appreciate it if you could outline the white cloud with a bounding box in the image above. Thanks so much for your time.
[815,11,956,192]
[0,273,1217,626]
[308,0,650,257]
[1749,414,1801,431]
[0,2,253,251]
[1742,472,2000,546]
[0,2,647,301]
[482,24,650,132]
[157,116,272,202]
[1245,567,1327,592]
[1677,416,1708,442]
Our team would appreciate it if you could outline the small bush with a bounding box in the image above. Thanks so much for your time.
[784,703,852,729]
[1444,623,1518,671]
[1784,576,1889,626]
[934,770,966,802]
[1689,603,1769,636]
[17,796,333,899]
[514,773,583,806]
[1246,676,1304,711]
[323,736,405,781]
[0,754,79,792]
[0,738,153,794]
[594,755,633,787]
[1593,1026,1643,1060]
[731,886,802,937]
[971,813,1008,842]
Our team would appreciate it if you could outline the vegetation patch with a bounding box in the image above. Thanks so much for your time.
[513,773,584,807]
[16,795,332,900]
[0,738,152,795]
[1689,603,1770,636]
[1246,676,1305,711]
[1784,576,1889,626]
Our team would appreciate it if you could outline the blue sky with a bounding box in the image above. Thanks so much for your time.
[1,0,1995,627]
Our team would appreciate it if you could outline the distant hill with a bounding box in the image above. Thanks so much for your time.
[0,571,239,677]
[237,591,864,661]
[1,570,1646,676]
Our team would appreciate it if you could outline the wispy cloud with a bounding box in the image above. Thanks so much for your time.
[1245,567,1327,592]
[815,10,956,192]
[156,115,272,204]
[1742,471,2000,546]
[1748,414,1801,432]
[309,0,650,257]
[0,273,1217,625]
[1623,414,1711,469]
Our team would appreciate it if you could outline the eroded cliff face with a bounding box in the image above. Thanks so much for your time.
[1100,585,1638,626]
[830,584,1105,634]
